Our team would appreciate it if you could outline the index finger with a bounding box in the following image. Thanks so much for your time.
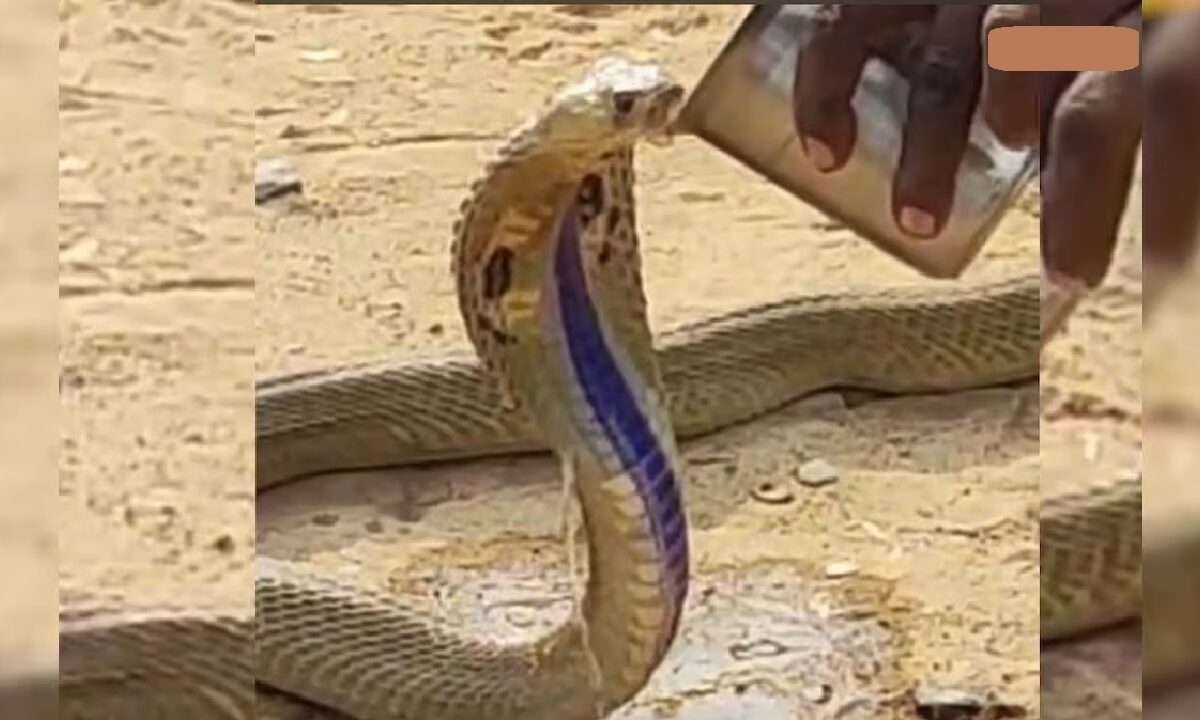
[793,4,933,171]
[892,4,986,238]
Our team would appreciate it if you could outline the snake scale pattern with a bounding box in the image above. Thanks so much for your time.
[58,57,1162,718]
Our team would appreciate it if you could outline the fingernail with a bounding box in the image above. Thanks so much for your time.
[802,136,837,172]
[898,206,937,238]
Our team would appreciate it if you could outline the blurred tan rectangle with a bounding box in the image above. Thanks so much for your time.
[987,26,1139,71]
[0,0,59,703]
[1144,307,1200,706]
[1141,14,1200,703]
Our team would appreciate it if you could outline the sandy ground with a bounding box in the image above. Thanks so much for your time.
[53,3,1160,720]
[59,0,255,664]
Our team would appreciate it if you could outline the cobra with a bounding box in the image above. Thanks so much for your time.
[255,57,691,719]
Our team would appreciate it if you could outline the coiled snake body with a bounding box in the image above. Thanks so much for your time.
[60,58,1155,718]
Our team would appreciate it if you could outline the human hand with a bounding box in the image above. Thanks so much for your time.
[791,4,1046,238]
[792,2,1138,236]
[790,2,1143,344]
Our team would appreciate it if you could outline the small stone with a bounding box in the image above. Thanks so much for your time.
[212,534,235,553]
[824,560,858,579]
[796,458,839,487]
[913,685,1024,720]
[299,47,342,63]
[750,480,794,505]
[311,513,340,527]
[255,157,303,205]
[801,683,833,704]
[364,519,384,534]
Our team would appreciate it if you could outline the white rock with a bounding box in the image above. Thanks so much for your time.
[824,560,858,579]
[796,458,839,487]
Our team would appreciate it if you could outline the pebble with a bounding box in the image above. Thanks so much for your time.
[824,560,858,579]
[750,480,794,505]
[311,513,340,527]
[255,157,303,205]
[913,685,1023,720]
[299,47,343,63]
[796,458,839,487]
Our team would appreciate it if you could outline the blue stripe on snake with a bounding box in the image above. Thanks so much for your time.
[553,203,690,620]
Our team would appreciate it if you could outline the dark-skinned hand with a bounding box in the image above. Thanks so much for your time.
[790,3,1183,330]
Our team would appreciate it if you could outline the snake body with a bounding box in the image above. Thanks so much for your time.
[60,57,1159,718]
[256,58,691,720]
[58,595,254,719]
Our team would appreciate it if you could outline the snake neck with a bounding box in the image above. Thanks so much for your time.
[449,132,687,716]
[528,469,684,716]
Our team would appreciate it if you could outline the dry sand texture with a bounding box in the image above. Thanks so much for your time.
[54,2,1150,719]
[59,0,255,664]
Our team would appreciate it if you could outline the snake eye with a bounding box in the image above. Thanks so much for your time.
[613,91,637,115]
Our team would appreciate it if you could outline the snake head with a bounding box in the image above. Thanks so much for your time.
[537,56,685,159]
